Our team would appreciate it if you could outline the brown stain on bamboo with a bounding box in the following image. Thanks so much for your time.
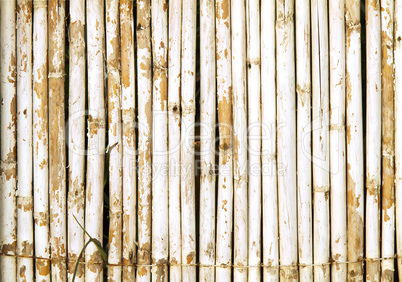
[8,53,17,86]
[0,242,16,255]
[19,265,26,280]
[381,14,395,225]
[37,259,51,277]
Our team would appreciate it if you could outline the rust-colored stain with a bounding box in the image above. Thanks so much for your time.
[138,266,148,276]
[37,259,51,276]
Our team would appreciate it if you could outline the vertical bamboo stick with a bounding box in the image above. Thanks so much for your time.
[329,0,348,280]
[137,0,152,280]
[246,0,261,280]
[199,0,216,281]
[295,0,312,280]
[34,0,50,281]
[365,0,381,280]
[346,0,364,280]
[16,0,34,280]
[135,0,151,280]
[48,0,67,280]
[0,0,17,280]
[85,0,105,279]
[181,0,197,280]
[395,0,402,277]
[381,0,396,279]
[215,0,234,280]
[311,1,330,281]
[276,0,298,280]
[261,0,279,280]
[231,0,248,280]
[151,0,169,280]
[168,0,182,280]
[106,0,123,280]
[68,0,85,280]
[121,0,137,280]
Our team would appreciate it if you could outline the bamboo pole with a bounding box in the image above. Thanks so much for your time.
[311,1,330,281]
[381,0,396,279]
[346,0,364,280]
[121,0,136,280]
[181,0,197,280]
[16,0,34,280]
[295,0,312,280]
[168,0,182,280]
[151,0,169,280]
[48,0,67,280]
[231,0,248,280]
[0,0,17,280]
[276,0,298,280]
[215,0,234,280]
[106,0,123,280]
[261,0,279,280]
[85,0,105,279]
[68,0,85,280]
[365,0,381,280]
[395,0,402,277]
[199,0,216,281]
[329,0,348,280]
[137,0,152,281]
[246,0,261,280]
[33,0,50,281]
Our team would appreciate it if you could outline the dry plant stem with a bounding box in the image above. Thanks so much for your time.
[261,0,279,281]
[199,0,216,281]
[106,0,123,280]
[329,0,348,280]
[151,0,169,281]
[365,0,381,281]
[181,0,197,280]
[48,0,67,280]
[215,0,234,280]
[121,0,137,280]
[296,0,312,280]
[231,0,248,281]
[246,0,261,280]
[168,0,182,280]
[381,0,395,280]
[85,0,105,280]
[0,0,17,280]
[276,0,298,280]
[16,0,34,280]
[395,0,402,277]
[137,0,152,281]
[311,1,330,281]
[346,0,364,280]
[34,0,51,281]
[68,0,85,280]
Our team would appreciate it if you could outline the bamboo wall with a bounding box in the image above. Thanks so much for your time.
[0,0,402,281]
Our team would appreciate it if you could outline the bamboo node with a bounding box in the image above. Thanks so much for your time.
[48,71,65,79]
[69,36,85,49]
[345,15,361,30]
[34,211,49,225]
[366,183,381,195]
[34,0,48,9]
[313,185,329,193]
[16,195,33,209]
[182,103,196,116]
[247,58,261,67]
[330,124,345,131]
[153,62,168,71]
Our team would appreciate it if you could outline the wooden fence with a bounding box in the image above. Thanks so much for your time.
[0,0,401,281]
